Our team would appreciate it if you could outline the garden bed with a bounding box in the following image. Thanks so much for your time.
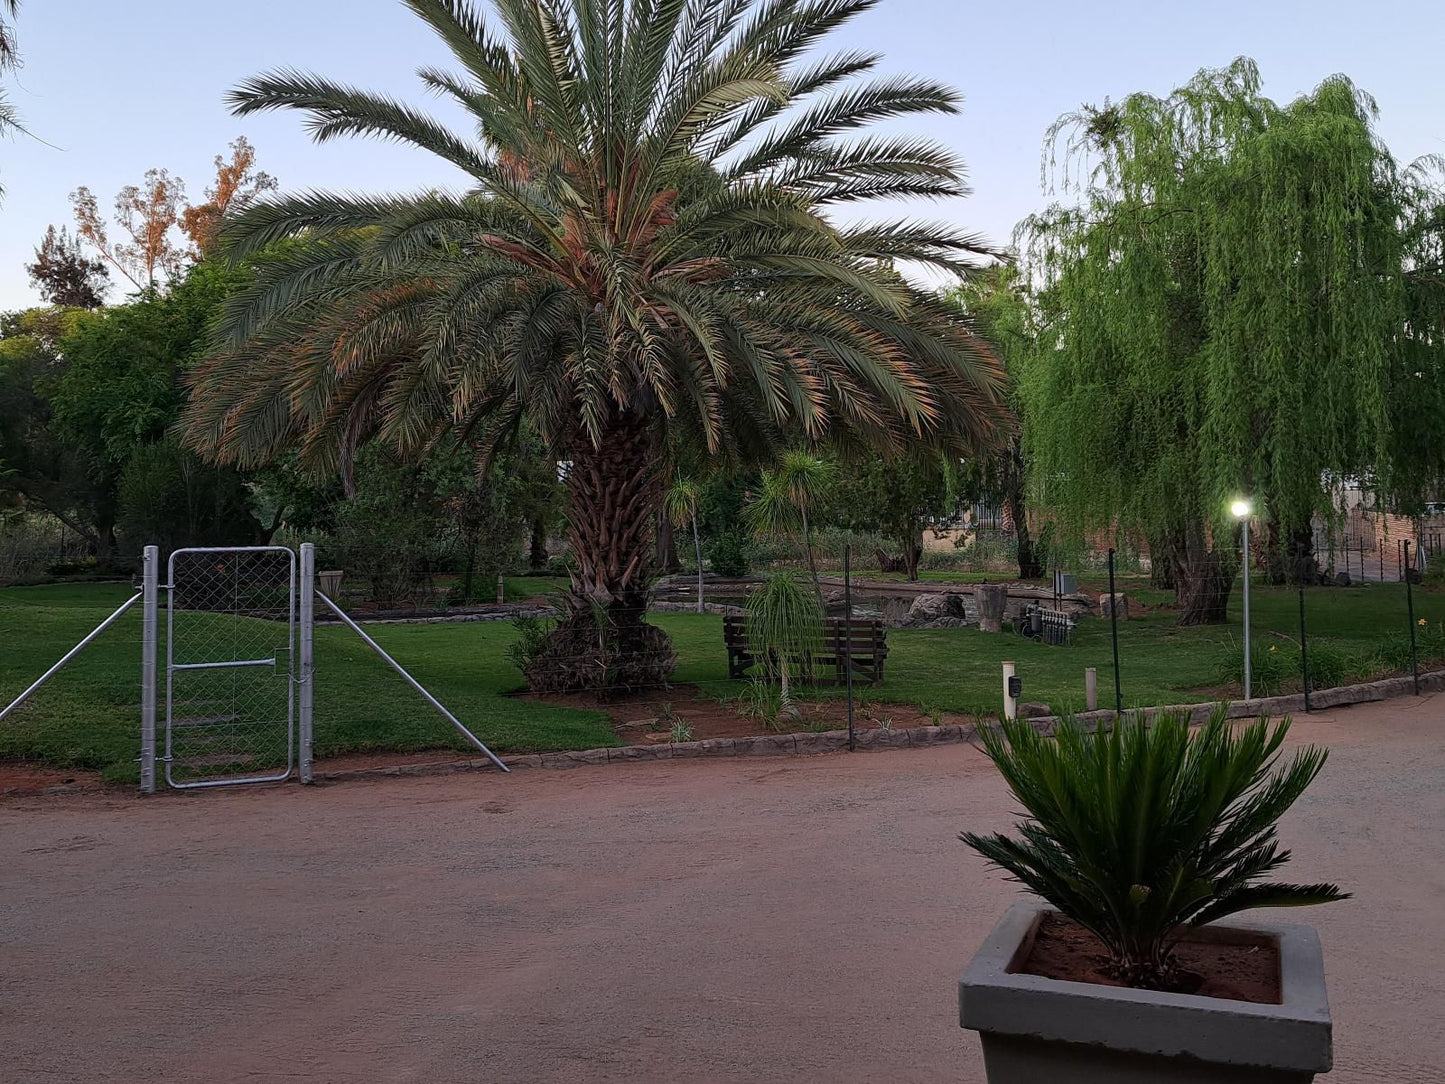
[525,683,958,743]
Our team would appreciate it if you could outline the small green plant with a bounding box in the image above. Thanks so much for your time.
[962,707,1348,991]
[669,716,695,743]
[738,677,783,727]
[505,613,554,674]
[1215,634,1295,696]
[876,714,894,732]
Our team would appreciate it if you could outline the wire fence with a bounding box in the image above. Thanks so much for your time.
[0,536,1441,790]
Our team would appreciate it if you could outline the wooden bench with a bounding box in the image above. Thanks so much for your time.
[724,615,889,685]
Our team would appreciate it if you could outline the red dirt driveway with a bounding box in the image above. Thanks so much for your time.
[2,695,1442,1083]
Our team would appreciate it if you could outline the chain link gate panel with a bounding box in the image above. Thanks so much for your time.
[165,547,296,788]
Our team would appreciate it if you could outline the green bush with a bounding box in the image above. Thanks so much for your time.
[505,613,555,675]
[962,708,1347,990]
[1215,636,1297,696]
[708,532,753,577]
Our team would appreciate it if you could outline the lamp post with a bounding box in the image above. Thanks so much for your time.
[1232,499,1254,700]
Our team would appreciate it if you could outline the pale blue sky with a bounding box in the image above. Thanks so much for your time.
[2,0,1442,308]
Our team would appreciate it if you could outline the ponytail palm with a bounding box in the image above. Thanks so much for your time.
[181,0,1009,692]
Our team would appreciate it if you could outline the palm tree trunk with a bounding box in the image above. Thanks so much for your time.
[525,409,676,693]
[691,512,704,614]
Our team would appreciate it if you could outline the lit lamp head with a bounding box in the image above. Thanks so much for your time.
[1230,499,1253,520]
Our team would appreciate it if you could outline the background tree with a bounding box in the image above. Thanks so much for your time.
[0,307,118,551]
[946,266,1040,578]
[71,170,189,291]
[26,226,110,309]
[828,451,952,580]
[181,0,1009,693]
[180,136,279,259]
[1019,59,1445,623]
[0,263,262,558]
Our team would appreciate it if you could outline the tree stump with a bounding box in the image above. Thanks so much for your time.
[1100,592,1129,620]
[974,584,1007,633]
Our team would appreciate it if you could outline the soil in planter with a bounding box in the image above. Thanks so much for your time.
[524,683,965,743]
[1020,912,1281,1004]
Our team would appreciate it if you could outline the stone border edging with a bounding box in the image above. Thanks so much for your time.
[314,668,1444,784]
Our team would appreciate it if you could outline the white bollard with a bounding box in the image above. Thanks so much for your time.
[1085,667,1098,712]
[1002,661,1018,722]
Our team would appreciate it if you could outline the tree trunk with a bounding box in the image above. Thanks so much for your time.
[903,525,922,581]
[525,410,676,694]
[691,513,704,615]
[1170,524,1233,626]
[528,515,549,571]
[1011,501,1044,579]
[800,505,825,601]
[657,509,680,573]
[1148,533,1175,590]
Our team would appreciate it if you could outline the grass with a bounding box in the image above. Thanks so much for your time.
[2,578,1440,783]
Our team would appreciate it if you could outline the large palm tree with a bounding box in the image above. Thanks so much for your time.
[182,0,1010,692]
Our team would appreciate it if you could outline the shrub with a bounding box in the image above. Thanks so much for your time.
[707,532,753,577]
[505,614,554,675]
[962,708,1348,991]
[1297,640,1356,691]
[1214,635,1296,696]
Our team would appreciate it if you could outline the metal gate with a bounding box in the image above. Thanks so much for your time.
[165,547,296,788]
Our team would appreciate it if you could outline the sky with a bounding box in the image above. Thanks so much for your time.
[1,0,1443,310]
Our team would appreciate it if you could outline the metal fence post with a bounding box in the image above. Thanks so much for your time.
[844,544,855,752]
[1404,539,1420,696]
[299,542,315,783]
[1298,556,1312,713]
[1107,548,1122,713]
[139,545,158,795]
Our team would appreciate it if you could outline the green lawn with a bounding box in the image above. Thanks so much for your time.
[2,579,1439,782]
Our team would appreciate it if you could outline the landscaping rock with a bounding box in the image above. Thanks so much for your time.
[1099,592,1129,620]
[1334,571,1352,587]
[974,584,1008,633]
[905,592,968,626]
[1020,702,1052,719]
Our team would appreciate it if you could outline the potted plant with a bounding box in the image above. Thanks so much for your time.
[959,707,1347,1082]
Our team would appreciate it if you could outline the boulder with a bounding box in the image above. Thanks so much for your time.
[1334,571,1352,588]
[974,584,1008,633]
[1099,592,1129,620]
[905,592,968,627]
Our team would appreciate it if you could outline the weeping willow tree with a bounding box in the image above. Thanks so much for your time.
[1020,58,1445,624]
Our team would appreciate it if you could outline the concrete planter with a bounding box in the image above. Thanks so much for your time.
[959,902,1333,1083]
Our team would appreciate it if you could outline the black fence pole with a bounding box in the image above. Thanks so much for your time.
[844,544,855,751]
[1298,550,1312,712]
[1108,548,1122,713]
[1405,540,1420,696]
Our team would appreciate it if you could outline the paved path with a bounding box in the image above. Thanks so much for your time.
[3,696,1442,1082]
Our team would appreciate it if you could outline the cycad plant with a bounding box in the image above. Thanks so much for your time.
[745,568,823,719]
[962,708,1348,991]
[180,0,1009,692]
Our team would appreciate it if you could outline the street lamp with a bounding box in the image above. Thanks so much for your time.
[1232,499,1254,699]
